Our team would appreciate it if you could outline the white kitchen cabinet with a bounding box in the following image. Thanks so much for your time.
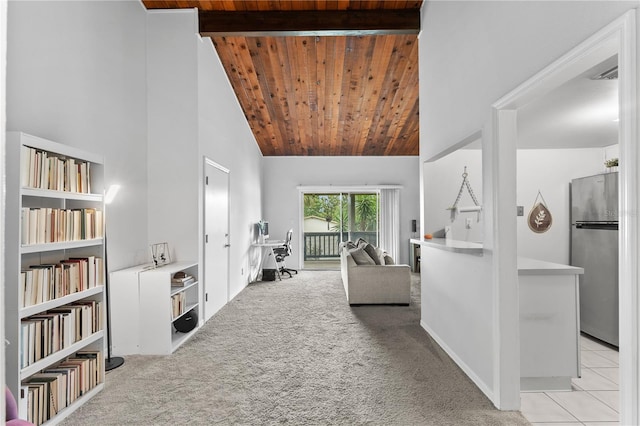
[519,257,584,391]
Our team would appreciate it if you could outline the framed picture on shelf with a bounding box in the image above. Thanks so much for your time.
[150,242,171,268]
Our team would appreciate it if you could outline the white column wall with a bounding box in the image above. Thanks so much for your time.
[262,156,420,268]
[146,10,200,263]
[1,0,7,418]
[147,10,265,301]
[419,0,638,408]
[197,36,264,300]
[6,0,149,271]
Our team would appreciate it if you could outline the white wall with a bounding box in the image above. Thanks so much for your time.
[423,149,483,243]
[146,10,200,263]
[196,36,264,299]
[419,1,636,161]
[6,0,149,271]
[1,0,7,418]
[7,3,263,318]
[517,148,607,264]
[263,156,420,268]
[420,247,494,396]
[428,147,617,265]
[419,1,638,408]
[147,9,264,302]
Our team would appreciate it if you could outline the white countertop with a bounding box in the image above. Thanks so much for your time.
[410,238,484,256]
[518,257,584,276]
[410,238,584,275]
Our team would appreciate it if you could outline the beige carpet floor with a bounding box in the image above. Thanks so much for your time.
[62,270,529,425]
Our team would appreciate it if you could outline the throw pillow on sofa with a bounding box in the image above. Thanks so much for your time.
[339,240,357,251]
[362,243,382,265]
[348,247,377,265]
[356,237,368,247]
[384,254,395,265]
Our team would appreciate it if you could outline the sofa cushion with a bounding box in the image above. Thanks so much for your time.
[384,255,395,265]
[348,247,377,265]
[356,237,368,247]
[363,243,382,265]
[339,240,357,251]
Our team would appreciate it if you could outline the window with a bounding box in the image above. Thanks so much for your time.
[302,192,379,270]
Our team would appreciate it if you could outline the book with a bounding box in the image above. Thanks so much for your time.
[28,208,38,245]
[171,275,194,285]
[26,374,61,419]
[171,277,195,287]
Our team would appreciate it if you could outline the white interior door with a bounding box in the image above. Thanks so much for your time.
[204,159,230,322]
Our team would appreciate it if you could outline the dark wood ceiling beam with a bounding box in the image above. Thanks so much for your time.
[199,9,420,37]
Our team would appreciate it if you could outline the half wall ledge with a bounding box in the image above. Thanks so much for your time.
[410,237,484,256]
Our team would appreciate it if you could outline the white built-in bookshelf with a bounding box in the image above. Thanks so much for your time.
[5,132,105,425]
[110,261,200,355]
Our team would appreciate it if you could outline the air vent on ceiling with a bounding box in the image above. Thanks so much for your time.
[591,66,618,80]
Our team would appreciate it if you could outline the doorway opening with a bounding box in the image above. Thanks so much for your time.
[302,192,379,270]
[491,11,637,420]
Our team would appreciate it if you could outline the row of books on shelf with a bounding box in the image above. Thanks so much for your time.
[23,350,102,426]
[20,300,103,369]
[21,145,93,194]
[21,207,103,245]
[20,257,104,308]
[171,292,186,320]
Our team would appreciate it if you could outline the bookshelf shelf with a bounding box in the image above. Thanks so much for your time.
[48,383,105,425]
[170,280,198,296]
[171,327,199,351]
[139,261,200,355]
[19,286,104,319]
[5,132,106,425]
[20,239,104,254]
[19,331,104,379]
[111,261,200,355]
[172,302,199,321]
[22,187,103,202]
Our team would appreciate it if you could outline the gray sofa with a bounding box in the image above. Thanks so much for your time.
[340,242,411,305]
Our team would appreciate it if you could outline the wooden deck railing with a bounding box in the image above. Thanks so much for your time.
[303,232,377,260]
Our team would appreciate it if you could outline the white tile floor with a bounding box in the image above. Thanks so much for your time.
[520,334,620,426]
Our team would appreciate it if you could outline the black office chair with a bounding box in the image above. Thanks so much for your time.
[274,229,298,278]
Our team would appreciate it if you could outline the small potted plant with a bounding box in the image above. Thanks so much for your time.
[605,158,619,172]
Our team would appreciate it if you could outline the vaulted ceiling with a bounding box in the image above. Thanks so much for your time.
[142,1,422,156]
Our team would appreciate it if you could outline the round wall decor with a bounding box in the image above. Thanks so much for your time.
[528,191,552,233]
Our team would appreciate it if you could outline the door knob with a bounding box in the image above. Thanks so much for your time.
[224,243,230,248]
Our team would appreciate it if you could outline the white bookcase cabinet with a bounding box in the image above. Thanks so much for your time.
[5,132,106,424]
[110,261,200,355]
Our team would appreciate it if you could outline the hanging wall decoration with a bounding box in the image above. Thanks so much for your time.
[528,191,553,233]
[447,166,482,222]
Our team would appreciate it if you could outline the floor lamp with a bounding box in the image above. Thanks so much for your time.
[104,184,124,371]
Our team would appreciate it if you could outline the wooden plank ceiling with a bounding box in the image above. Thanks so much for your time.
[143,1,421,156]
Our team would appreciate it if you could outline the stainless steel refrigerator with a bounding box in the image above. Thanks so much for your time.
[570,172,619,347]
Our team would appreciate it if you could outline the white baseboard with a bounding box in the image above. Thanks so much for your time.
[420,319,495,404]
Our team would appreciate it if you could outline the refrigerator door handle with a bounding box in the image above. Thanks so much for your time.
[575,222,618,230]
